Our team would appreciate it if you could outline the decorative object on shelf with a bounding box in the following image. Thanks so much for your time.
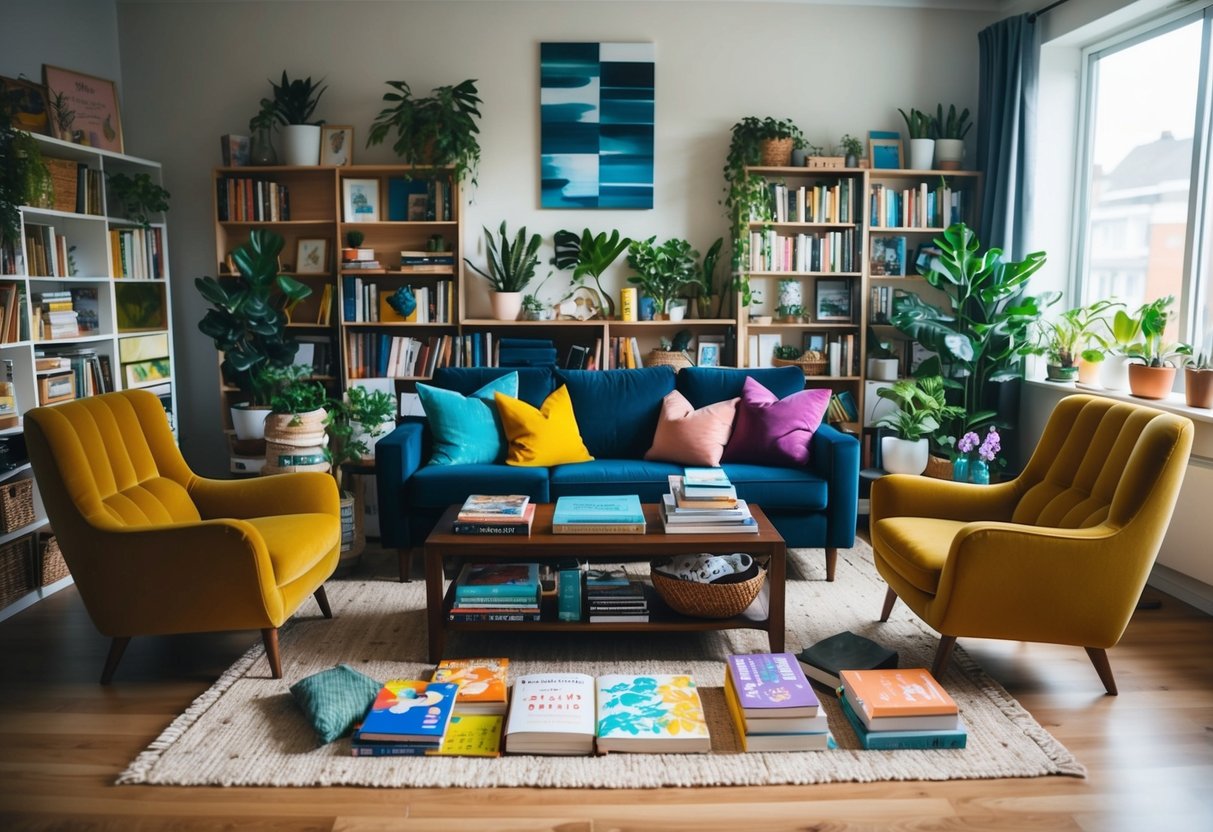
[1123,295,1190,399]
[320,124,353,166]
[540,43,654,208]
[295,238,328,274]
[0,477,35,533]
[342,229,364,262]
[1,74,50,135]
[550,228,632,319]
[814,277,852,322]
[771,345,828,376]
[839,133,864,168]
[247,98,278,165]
[866,327,900,381]
[367,78,481,186]
[650,555,765,619]
[777,278,802,312]
[898,107,934,170]
[868,130,903,170]
[639,295,656,321]
[931,104,971,170]
[952,427,1002,483]
[42,64,123,151]
[386,285,416,319]
[265,71,326,166]
[341,177,379,222]
[196,229,312,439]
[804,143,845,169]
[555,285,603,321]
[626,235,697,320]
[874,376,964,476]
[464,221,542,321]
[106,172,171,230]
[1185,351,1213,409]
[1100,306,1142,391]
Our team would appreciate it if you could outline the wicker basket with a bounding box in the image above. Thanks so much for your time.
[772,356,829,376]
[759,138,794,167]
[0,536,32,609]
[38,533,70,586]
[0,479,35,533]
[46,158,79,214]
[644,350,694,371]
[924,455,954,480]
[650,567,765,619]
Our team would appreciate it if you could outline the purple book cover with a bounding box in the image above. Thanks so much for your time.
[726,653,820,713]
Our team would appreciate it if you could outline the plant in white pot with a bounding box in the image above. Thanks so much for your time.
[874,376,963,475]
[266,71,326,166]
[344,385,397,459]
[899,107,935,170]
[464,221,542,320]
[931,104,971,170]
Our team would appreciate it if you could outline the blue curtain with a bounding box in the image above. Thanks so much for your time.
[977,14,1041,260]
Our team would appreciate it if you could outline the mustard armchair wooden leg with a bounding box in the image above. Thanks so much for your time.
[314,586,333,619]
[879,587,898,622]
[261,628,282,679]
[1085,647,1118,696]
[100,636,130,685]
[932,635,958,679]
[825,548,838,582]
[397,548,413,583]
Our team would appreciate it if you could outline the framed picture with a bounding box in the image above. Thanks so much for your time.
[815,278,853,322]
[696,335,725,368]
[321,125,354,166]
[1,75,50,135]
[342,178,380,222]
[868,130,902,170]
[804,333,826,353]
[914,241,943,275]
[42,65,123,151]
[296,238,329,274]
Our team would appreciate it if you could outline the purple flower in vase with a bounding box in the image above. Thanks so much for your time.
[957,431,980,455]
[978,428,1001,462]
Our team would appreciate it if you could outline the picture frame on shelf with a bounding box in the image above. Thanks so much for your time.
[42,65,123,152]
[815,278,852,322]
[804,333,826,353]
[696,335,725,368]
[914,241,943,274]
[295,238,329,274]
[868,130,902,170]
[321,125,354,166]
[342,178,380,222]
[1,75,50,135]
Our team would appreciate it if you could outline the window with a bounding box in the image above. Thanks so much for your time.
[1075,6,1213,354]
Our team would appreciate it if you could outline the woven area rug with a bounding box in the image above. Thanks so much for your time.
[118,543,1085,788]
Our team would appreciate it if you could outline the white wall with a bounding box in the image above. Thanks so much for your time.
[0,1,121,91]
[111,0,997,475]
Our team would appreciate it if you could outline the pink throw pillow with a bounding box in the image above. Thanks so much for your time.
[721,377,830,467]
[644,390,739,467]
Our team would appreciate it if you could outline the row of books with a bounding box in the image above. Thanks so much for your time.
[0,283,26,344]
[341,276,453,324]
[748,228,858,274]
[380,175,455,223]
[449,562,541,623]
[344,331,499,380]
[215,177,290,222]
[869,182,964,229]
[452,494,534,535]
[36,349,113,399]
[762,180,856,225]
[109,226,166,280]
[22,224,71,278]
[869,284,908,324]
[35,289,100,341]
[825,390,859,425]
[725,652,831,752]
[869,235,909,277]
[584,567,649,623]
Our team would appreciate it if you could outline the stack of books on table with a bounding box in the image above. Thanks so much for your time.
[551,494,646,534]
[452,494,535,536]
[351,678,503,757]
[449,562,541,622]
[585,567,650,623]
[723,653,833,751]
[838,667,967,750]
[661,474,757,534]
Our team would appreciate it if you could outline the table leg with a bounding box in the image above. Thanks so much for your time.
[768,544,786,653]
[425,547,445,662]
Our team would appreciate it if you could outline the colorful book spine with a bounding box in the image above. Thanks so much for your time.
[839,694,967,750]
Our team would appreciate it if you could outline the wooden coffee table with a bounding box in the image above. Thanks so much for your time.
[423,502,786,662]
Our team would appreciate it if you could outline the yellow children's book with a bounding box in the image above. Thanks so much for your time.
[432,657,510,715]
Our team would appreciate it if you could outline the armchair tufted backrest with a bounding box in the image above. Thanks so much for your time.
[1012,395,1193,531]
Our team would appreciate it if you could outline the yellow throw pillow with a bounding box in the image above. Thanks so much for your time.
[495,385,594,467]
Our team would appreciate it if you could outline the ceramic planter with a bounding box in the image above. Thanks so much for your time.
[867,358,899,381]
[230,404,270,441]
[490,291,523,321]
[1046,363,1078,382]
[934,138,965,170]
[1127,364,1176,400]
[1100,355,1132,391]
[1077,358,1102,386]
[280,124,321,166]
[352,419,397,459]
[1185,368,1213,408]
[881,436,929,475]
[908,138,935,171]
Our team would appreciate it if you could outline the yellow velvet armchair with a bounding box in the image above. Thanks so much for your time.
[24,390,341,683]
[871,394,1193,695]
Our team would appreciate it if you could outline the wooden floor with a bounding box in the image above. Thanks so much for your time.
[1,540,1211,832]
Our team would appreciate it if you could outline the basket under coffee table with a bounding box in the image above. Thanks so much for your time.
[423,502,786,662]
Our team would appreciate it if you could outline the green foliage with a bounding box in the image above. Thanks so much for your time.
[322,399,367,489]
[1,86,52,248]
[261,364,328,419]
[1122,296,1191,367]
[686,237,724,299]
[249,98,278,133]
[838,133,864,158]
[48,89,75,136]
[106,172,170,229]
[266,71,326,125]
[345,385,396,426]
[195,229,311,405]
[874,376,965,442]
[464,221,542,293]
[551,228,632,318]
[626,236,698,315]
[345,229,364,248]
[1188,351,1211,370]
[867,326,899,359]
[890,223,1049,434]
[366,79,482,187]
[899,107,933,140]
[933,104,972,140]
[774,344,802,360]
[1031,299,1121,366]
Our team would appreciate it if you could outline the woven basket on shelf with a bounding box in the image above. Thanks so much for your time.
[0,479,35,533]
[772,356,829,376]
[650,568,765,619]
[38,534,70,586]
[759,138,794,167]
[644,350,694,371]
[46,158,79,214]
[0,536,32,608]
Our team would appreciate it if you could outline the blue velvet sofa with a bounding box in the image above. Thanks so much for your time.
[376,365,859,581]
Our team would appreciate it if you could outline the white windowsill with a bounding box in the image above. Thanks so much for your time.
[1026,378,1213,426]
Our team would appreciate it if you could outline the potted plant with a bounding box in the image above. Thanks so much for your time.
[106,172,170,229]
[899,107,935,170]
[626,236,698,320]
[195,229,312,439]
[1,87,53,266]
[776,303,802,323]
[1185,351,1213,409]
[1100,305,1143,391]
[1125,295,1190,399]
[463,221,541,320]
[874,376,964,475]
[344,385,397,458]
[932,104,971,170]
[683,237,724,318]
[839,133,864,168]
[866,327,900,380]
[550,228,632,318]
[322,397,370,567]
[1031,301,1121,383]
[265,71,326,166]
[366,79,482,187]
[342,229,364,263]
[261,364,329,471]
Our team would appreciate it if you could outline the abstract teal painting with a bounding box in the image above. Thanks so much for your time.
[540,42,654,209]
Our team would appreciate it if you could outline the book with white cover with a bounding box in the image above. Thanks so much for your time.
[504,673,596,755]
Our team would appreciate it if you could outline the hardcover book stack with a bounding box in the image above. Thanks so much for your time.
[351,678,503,757]
[449,563,541,622]
[452,494,535,536]
[660,471,757,534]
[551,494,646,534]
[838,668,967,750]
[796,630,899,689]
[430,657,511,716]
[723,653,832,751]
[585,567,649,623]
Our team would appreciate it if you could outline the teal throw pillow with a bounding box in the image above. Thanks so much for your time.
[417,372,519,465]
[289,664,382,745]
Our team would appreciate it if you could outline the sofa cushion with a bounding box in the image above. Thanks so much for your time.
[721,462,829,511]
[722,377,830,467]
[409,463,551,508]
[432,366,554,408]
[676,366,805,410]
[556,366,676,459]
[550,459,684,503]
[870,517,965,594]
[644,390,739,467]
[417,372,517,466]
[496,385,593,467]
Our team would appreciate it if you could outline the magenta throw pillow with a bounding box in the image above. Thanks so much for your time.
[644,390,739,467]
[721,377,830,467]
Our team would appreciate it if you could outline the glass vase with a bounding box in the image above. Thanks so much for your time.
[970,459,990,485]
[250,128,277,165]
[952,458,969,483]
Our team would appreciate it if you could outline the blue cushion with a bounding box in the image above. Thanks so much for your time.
[417,373,518,466]
[289,664,382,745]
[433,366,554,408]
[408,463,551,508]
[550,459,684,503]
[676,366,806,410]
[721,462,828,510]
[556,367,676,459]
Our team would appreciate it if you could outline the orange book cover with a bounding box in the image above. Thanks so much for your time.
[840,668,957,718]
[431,658,510,707]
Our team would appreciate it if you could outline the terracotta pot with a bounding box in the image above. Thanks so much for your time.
[1077,358,1102,386]
[1185,368,1213,409]
[1127,364,1176,400]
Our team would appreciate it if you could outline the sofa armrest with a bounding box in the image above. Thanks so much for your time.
[808,423,860,548]
[375,420,426,548]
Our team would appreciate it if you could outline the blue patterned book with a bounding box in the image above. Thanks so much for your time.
[453,563,540,599]
[552,495,644,525]
[357,680,459,743]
